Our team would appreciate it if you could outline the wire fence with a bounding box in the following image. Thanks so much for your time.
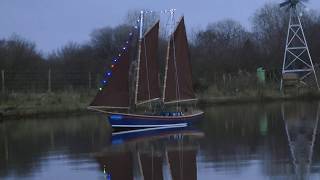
[0,69,282,95]
[1,69,101,93]
[201,70,281,95]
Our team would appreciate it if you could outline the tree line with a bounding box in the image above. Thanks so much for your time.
[1,3,320,92]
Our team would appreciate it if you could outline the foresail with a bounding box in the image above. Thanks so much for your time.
[89,41,131,109]
[163,17,196,104]
[135,21,161,105]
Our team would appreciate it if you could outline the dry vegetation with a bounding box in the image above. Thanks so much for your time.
[1,3,320,117]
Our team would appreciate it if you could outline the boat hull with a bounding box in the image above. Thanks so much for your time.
[107,111,204,128]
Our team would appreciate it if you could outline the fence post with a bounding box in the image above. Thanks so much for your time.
[48,69,51,93]
[88,72,92,90]
[1,70,4,94]
[222,74,226,88]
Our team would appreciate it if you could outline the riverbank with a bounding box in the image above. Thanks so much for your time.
[0,92,95,120]
[199,90,320,105]
[1,90,320,120]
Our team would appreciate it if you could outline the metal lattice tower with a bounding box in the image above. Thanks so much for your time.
[280,8,319,91]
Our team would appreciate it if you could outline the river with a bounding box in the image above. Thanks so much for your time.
[1,101,320,179]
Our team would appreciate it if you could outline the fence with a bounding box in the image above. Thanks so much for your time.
[0,68,282,95]
[0,69,100,93]
[200,70,281,95]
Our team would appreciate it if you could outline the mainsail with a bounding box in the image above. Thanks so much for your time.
[135,21,161,105]
[89,44,131,109]
[163,17,196,104]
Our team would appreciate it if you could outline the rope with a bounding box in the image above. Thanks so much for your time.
[172,33,181,111]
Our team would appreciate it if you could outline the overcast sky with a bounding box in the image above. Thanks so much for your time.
[1,0,320,53]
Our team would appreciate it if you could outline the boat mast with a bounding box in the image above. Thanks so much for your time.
[168,9,176,36]
[135,10,144,105]
[139,11,144,40]
[162,9,176,103]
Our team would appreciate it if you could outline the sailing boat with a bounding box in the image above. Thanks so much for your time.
[88,11,204,128]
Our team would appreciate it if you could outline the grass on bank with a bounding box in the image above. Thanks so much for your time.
[1,84,320,119]
[199,83,320,105]
[0,91,95,118]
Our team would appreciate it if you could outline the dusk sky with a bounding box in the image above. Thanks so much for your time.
[1,0,320,53]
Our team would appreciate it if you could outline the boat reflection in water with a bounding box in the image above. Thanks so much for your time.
[281,102,320,179]
[94,127,204,180]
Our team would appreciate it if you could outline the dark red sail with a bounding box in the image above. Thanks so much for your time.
[90,45,131,109]
[135,21,161,105]
[163,17,196,103]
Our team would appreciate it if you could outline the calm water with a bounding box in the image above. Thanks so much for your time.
[1,102,320,180]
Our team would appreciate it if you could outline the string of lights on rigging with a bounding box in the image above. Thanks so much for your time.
[98,9,177,91]
[98,28,136,91]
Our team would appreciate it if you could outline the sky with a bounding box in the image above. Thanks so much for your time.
[1,0,320,54]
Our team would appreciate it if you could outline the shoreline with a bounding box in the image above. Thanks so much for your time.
[0,108,93,121]
[1,92,320,121]
[199,93,320,106]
